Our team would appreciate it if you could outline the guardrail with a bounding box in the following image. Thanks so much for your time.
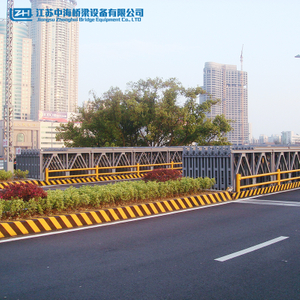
[236,168,300,192]
[45,162,182,182]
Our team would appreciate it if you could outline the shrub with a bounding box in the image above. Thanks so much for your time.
[0,177,216,220]
[0,170,13,181]
[14,169,29,179]
[142,168,182,182]
[0,183,47,202]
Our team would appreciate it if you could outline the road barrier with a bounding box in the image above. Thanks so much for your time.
[235,168,300,193]
[0,191,232,239]
[16,147,183,180]
[45,162,182,182]
[183,145,300,191]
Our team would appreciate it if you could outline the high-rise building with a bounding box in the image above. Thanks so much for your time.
[29,0,79,120]
[200,62,249,145]
[0,20,32,120]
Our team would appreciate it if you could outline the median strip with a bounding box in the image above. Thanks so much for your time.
[0,191,232,239]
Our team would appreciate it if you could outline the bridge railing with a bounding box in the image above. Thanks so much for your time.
[236,168,300,192]
[45,162,182,182]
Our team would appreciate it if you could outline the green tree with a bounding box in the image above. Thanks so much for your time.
[56,78,232,147]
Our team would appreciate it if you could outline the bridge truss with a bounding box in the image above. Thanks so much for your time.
[183,145,300,190]
[17,147,184,180]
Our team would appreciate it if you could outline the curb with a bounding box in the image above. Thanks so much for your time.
[0,174,142,189]
[232,181,300,199]
[0,191,232,239]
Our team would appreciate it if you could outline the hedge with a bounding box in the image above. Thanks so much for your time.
[0,177,215,220]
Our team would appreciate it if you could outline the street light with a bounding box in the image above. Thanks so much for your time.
[295,54,300,58]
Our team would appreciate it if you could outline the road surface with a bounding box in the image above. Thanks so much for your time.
[1,188,300,299]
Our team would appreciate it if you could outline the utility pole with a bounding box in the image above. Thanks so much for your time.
[4,0,14,172]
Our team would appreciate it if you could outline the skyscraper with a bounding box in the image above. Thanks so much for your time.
[0,20,32,120]
[29,0,79,120]
[200,62,249,145]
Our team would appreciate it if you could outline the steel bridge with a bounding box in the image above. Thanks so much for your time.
[16,145,300,190]
[16,147,184,180]
[183,145,300,190]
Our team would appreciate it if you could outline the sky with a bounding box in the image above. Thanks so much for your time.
[1,0,300,139]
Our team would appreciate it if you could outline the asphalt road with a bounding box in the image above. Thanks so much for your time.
[1,189,300,299]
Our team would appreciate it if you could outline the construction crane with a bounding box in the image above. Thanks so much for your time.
[4,0,14,171]
[240,45,244,145]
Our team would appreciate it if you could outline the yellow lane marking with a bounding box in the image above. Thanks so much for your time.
[141,204,151,215]
[99,211,111,222]
[124,206,136,218]
[190,196,200,206]
[202,195,211,204]
[108,209,120,221]
[163,201,173,211]
[177,199,186,209]
[148,203,159,214]
[14,221,29,234]
[69,214,83,226]
[184,198,193,208]
[196,195,206,205]
[219,193,227,201]
[214,194,223,202]
[1,224,17,236]
[207,194,217,203]
[26,220,41,233]
[169,200,180,210]
[132,205,144,217]
[117,208,128,219]
[37,219,52,231]
[90,211,102,223]
[60,216,73,228]
[155,202,166,213]
[48,217,62,229]
[80,213,93,225]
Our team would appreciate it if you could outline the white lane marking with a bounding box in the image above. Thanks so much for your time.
[215,236,289,262]
[235,199,300,207]
[0,200,230,244]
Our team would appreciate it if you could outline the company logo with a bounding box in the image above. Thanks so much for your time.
[10,8,33,21]
[10,8,144,23]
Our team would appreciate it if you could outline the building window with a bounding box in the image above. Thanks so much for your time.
[17,133,25,143]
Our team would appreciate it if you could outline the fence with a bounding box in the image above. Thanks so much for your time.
[45,162,182,181]
[183,145,300,191]
[16,147,183,180]
[236,168,300,192]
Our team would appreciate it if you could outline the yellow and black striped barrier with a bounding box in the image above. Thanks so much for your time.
[232,181,300,200]
[0,174,142,190]
[0,191,232,239]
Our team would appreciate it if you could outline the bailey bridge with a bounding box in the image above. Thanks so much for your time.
[16,145,300,190]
